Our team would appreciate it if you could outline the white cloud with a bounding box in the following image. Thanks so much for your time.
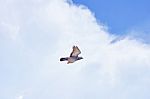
[0,22,20,40]
[125,19,150,44]
[16,95,24,99]
[0,0,150,99]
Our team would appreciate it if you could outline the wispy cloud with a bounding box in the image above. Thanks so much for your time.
[0,0,150,99]
[127,20,150,44]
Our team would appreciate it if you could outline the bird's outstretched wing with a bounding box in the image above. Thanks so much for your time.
[70,46,81,57]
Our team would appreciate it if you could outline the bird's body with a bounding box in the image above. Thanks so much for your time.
[60,46,83,64]
[67,56,77,64]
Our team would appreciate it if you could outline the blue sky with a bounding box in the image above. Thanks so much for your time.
[0,0,150,99]
[73,0,150,35]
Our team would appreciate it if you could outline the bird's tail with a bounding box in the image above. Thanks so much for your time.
[60,57,68,61]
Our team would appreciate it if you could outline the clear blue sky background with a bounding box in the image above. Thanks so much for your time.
[73,0,150,35]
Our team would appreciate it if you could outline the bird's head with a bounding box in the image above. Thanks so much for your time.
[77,57,83,60]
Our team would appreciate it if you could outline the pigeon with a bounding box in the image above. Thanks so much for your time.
[60,46,83,64]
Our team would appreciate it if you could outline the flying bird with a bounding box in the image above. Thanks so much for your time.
[60,46,83,64]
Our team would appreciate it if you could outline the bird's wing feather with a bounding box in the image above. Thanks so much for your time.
[70,46,81,57]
